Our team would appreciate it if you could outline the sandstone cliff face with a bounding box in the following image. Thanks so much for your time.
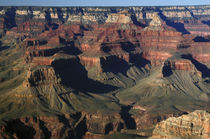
[79,56,102,71]
[193,53,210,63]
[150,110,210,139]
[184,19,210,36]
[142,51,172,66]
[23,66,61,87]
[106,11,132,24]
[164,59,196,71]
[140,14,183,50]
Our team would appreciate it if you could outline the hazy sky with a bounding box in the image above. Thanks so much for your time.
[0,0,210,6]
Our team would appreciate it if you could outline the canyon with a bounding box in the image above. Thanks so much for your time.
[0,5,210,139]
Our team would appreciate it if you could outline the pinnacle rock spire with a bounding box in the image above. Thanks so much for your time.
[149,13,164,27]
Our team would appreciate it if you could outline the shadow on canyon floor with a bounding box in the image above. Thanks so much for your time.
[52,58,118,94]
[4,119,36,139]
[202,20,210,27]
[162,62,173,77]
[0,46,10,51]
[193,36,210,42]
[130,53,151,69]
[4,7,16,29]
[101,53,150,77]
[58,113,87,139]
[101,56,130,75]
[120,105,136,129]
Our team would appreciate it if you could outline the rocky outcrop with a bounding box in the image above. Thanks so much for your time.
[23,66,61,87]
[143,13,166,31]
[79,56,102,71]
[150,110,210,139]
[164,59,196,71]
[31,57,54,66]
[106,11,132,24]
[80,44,93,52]
[161,59,202,77]
[84,112,124,134]
[132,111,184,131]
[140,14,183,49]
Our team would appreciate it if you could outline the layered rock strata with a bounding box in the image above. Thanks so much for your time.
[150,110,210,139]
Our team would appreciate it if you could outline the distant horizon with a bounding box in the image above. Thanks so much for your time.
[0,0,210,7]
[0,5,210,7]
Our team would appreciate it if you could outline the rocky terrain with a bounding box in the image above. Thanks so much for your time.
[0,5,209,139]
[150,110,210,139]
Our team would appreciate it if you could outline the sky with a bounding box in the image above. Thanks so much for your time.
[0,0,210,6]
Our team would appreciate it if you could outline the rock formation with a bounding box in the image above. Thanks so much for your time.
[106,10,132,24]
[150,110,210,139]
[23,66,61,87]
